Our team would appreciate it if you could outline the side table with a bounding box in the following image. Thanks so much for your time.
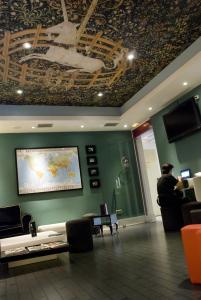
[93,213,118,236]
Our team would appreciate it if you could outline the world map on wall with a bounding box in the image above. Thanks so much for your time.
[16,147,82,194]
[0,0,201,106]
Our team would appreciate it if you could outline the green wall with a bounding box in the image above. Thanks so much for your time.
[0,131,144,225]
[152,84,201,176]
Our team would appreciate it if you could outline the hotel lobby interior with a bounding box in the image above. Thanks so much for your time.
[0,0,201,299]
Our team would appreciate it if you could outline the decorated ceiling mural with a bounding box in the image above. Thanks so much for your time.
[0,0,201,107]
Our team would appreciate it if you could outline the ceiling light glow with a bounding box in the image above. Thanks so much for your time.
[81,125,84,128]
[23,42,32,49]
[124,124,128,128]
[127,50,137,61]
[16,89,23,95]
[32,126,35,129]
[183,82,188,86]
[127,53,135,60]
[148,107,153,111]
[132,123,139,128]
[98,92,103,97]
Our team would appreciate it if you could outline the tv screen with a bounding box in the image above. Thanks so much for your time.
[16,147,82,195]
[180,169,191,179]
[163,98,201,143]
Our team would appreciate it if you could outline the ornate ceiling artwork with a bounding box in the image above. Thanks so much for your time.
[0,0,201,107]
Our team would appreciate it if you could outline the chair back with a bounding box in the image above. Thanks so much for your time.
[193,177,201,202]
[100,203,108,216]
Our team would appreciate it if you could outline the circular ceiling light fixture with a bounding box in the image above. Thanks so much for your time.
[182,82,188,86]
[80,125,84,128]
[16,89,23,95]
[32,126,36,129]
[148,107,153,111]
[124,124,128,128]
[23,42,32,49]
[98,92,103,97]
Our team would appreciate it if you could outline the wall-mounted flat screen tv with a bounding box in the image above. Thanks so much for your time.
[163,98,201,143]
[16,147,82,195]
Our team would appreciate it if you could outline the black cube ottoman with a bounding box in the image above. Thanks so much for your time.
[66,218,93,253]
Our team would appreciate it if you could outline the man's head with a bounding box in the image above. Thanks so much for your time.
[161,163,174,174]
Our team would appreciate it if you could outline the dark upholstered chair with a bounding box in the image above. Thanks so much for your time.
[157,196,184,231]
[0,204,32,239]
[66,218,93,253]
[160,206,184,231]
[190,209,201,224]
[182,202,201,225]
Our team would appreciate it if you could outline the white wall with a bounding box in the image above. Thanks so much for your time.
[143,149,161,216]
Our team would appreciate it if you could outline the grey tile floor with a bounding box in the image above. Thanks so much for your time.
[1,221,201,300]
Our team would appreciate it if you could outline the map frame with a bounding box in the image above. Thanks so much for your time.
[15,146,83,195]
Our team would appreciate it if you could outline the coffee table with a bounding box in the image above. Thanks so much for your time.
[0,231,69,267]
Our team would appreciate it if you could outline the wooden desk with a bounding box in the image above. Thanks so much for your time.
[93,214,118,236]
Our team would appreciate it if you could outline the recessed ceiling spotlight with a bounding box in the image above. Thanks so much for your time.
[32,126,35,129]
[124,124,128,128]
[183,82,188,86]
[127,53,135,60]
[80,125,84,128]
[127,50,137,61]
[23,42,32,49]
[98,92,103,97]
[16,89,23,95]
[148,107,153,111]
[132,123,139,128]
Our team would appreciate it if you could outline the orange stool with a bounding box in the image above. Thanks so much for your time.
[181,224,201,284]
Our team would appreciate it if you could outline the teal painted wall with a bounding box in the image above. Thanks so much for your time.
[152,84,201,176]
[0,131,144,225]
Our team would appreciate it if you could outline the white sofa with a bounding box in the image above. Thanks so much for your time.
[38,222,67,236]
[0,230,66,251]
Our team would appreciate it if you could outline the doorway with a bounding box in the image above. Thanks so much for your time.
[135,128,161,219]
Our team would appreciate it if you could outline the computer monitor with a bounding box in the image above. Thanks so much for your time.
[180,169,191,179]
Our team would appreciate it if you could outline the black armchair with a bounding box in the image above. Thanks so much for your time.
[182,201,201,225]
[157,196,184,231]
[0,205,31,239]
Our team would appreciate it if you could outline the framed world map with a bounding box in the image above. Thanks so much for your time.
[15,147,82,195]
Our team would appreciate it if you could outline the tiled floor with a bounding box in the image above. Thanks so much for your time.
[1,221,201,300]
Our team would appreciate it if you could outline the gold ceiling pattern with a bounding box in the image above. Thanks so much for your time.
[0,0,200,106]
